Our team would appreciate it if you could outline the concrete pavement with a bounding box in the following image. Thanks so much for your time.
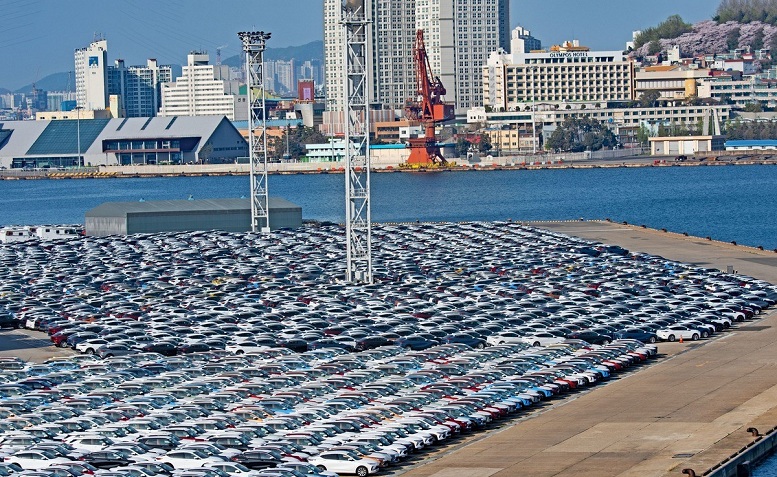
[398,221,777,477]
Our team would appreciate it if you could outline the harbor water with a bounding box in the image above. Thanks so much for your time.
[1,164,776,249]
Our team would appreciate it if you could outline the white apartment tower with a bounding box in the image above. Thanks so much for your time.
[74,39,109,110]
[160,52,235,120]
[324,0,510,115]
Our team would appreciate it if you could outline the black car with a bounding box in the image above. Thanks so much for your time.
[230,449,285,470]
[308,339,355,352]
[177,342,211,354]
[613,328,658,344]
[442,333,487,349]
[277,338,309,353]
[81,450,132,469]
[141,342,178,356]
[395,334,439,350]
[567,330,612,345]
[354,336,393,351]
[0,314,21,329]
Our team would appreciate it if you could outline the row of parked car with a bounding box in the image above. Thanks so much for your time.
[1,222,772,364]
[0,338,657,477]
[0,221,774,476]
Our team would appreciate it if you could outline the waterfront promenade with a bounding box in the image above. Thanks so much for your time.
[398,221,777,477]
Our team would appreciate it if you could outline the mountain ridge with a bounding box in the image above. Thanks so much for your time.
[4,41,324,94]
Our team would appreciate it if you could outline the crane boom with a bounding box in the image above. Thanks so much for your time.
[404,29,453,167]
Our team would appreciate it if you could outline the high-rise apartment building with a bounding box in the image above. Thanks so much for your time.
[74,39,109,110]
[160,53,235,120]
[76,38,172,117]
[274,59,297,93]
[324,0,510,115]
[109,59,173,118]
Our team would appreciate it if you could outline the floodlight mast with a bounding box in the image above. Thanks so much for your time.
[239,31,272,233]
[341,1,373,284]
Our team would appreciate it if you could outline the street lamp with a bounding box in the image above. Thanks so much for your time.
[529,66,537,155]
[74,106,83,168]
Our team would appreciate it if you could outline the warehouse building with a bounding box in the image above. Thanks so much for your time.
[0,115,247,169]
[85,197,302,237]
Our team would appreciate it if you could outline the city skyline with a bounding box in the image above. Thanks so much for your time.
[1,0,717,91]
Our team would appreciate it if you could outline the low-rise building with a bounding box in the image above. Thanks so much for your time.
[469,104,731,147]
[649,135,725,156]
[0,116,247,169]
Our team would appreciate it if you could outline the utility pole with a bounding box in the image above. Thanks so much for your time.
[238,31,272,233]
[75,106,83,168]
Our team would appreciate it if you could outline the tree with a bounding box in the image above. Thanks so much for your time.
[637,124,651,146]
[455,138,472,157]
[639,90,662,108]
[727,27,741,51]
[743,101,764,112]
[478,133,493,153]
[648,40,663,56]
[752,28,765,51]
[634,14,693,48]
[268,125,326,161]
[716,0,777,25]
[545,116,617,153]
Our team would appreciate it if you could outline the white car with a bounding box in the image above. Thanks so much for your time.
[5,449,74,469]
[208,462,264,475]
[156,449,228,469]
[308,450,380,476]
[655,325,701,342]
[485,332,526,346]
[64,434,115,452]
[225,343,269,355]
[521,332,566,347]
[76,338,110,354]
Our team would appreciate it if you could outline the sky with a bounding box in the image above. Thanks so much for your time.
[0,0,718,91]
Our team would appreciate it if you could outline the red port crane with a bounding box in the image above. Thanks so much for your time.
[404,29,454,167]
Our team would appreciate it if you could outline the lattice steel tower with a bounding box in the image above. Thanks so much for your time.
[238,31,271,233]
[342,0,373,284]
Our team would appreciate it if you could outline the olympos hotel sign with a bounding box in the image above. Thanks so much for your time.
[548,51,590,59]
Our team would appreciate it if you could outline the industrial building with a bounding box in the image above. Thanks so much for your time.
[0,116,247,169]
[85,197,302,237]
